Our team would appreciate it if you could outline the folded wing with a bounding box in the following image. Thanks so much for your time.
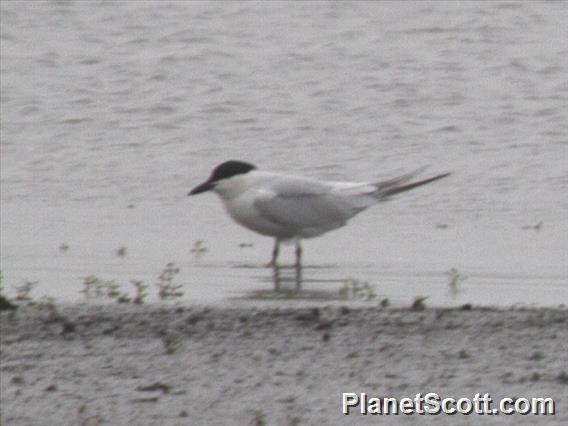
[253,176,375,238]
[253,170,450,238]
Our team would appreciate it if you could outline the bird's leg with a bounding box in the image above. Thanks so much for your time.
[294,240,302,268]
[272,263,281,292]
[294,240,302,291]
[266,239,280,268]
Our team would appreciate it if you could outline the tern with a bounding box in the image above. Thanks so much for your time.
[188,160,450,273]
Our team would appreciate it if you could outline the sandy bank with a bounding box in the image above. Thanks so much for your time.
[1,303,567,425]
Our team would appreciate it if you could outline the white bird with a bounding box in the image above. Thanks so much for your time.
[188,160,450,272]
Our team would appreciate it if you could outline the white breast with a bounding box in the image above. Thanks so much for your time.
[222,191,295,238]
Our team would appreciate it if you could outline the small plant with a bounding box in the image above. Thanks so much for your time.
[411,296,428,311]
[58,243,69,253]
[447,268,467,298]
[131,280,148,304]
[0,271,18,311]
[105,281,122,299]
[160,330,182,354]
[287,416,301,426]
[115,246,128,258]
[252,410,266,426]
[14,281,38,301]
[522,221,543,231]
[156,263,183,300]
[80,275,123,300]
[339,279,376,301]
[191,240,208,259]
[37,297,64,322]
[116,294,131,303]
[379,298,390,308]
[0,292,13,311]
[81,275,104,298]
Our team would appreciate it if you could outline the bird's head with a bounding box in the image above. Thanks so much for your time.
[188,160,257,197]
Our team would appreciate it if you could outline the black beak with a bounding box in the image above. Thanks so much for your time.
[188,180,214,196]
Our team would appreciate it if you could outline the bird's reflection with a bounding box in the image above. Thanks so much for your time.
[272,263,302,292]
[238,263,354,301]
[232,261,358,301]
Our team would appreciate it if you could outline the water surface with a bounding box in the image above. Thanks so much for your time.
[1,1,567,307]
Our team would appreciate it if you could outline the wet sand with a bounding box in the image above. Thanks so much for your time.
[1,303,567,425]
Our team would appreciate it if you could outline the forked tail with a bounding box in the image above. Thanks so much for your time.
[373,170,451,200]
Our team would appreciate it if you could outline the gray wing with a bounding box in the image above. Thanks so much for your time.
[253,176,359,237]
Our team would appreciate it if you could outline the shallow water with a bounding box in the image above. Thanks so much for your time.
[1,1,567,307]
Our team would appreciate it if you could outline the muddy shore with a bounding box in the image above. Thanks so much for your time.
[1,303,567,425]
